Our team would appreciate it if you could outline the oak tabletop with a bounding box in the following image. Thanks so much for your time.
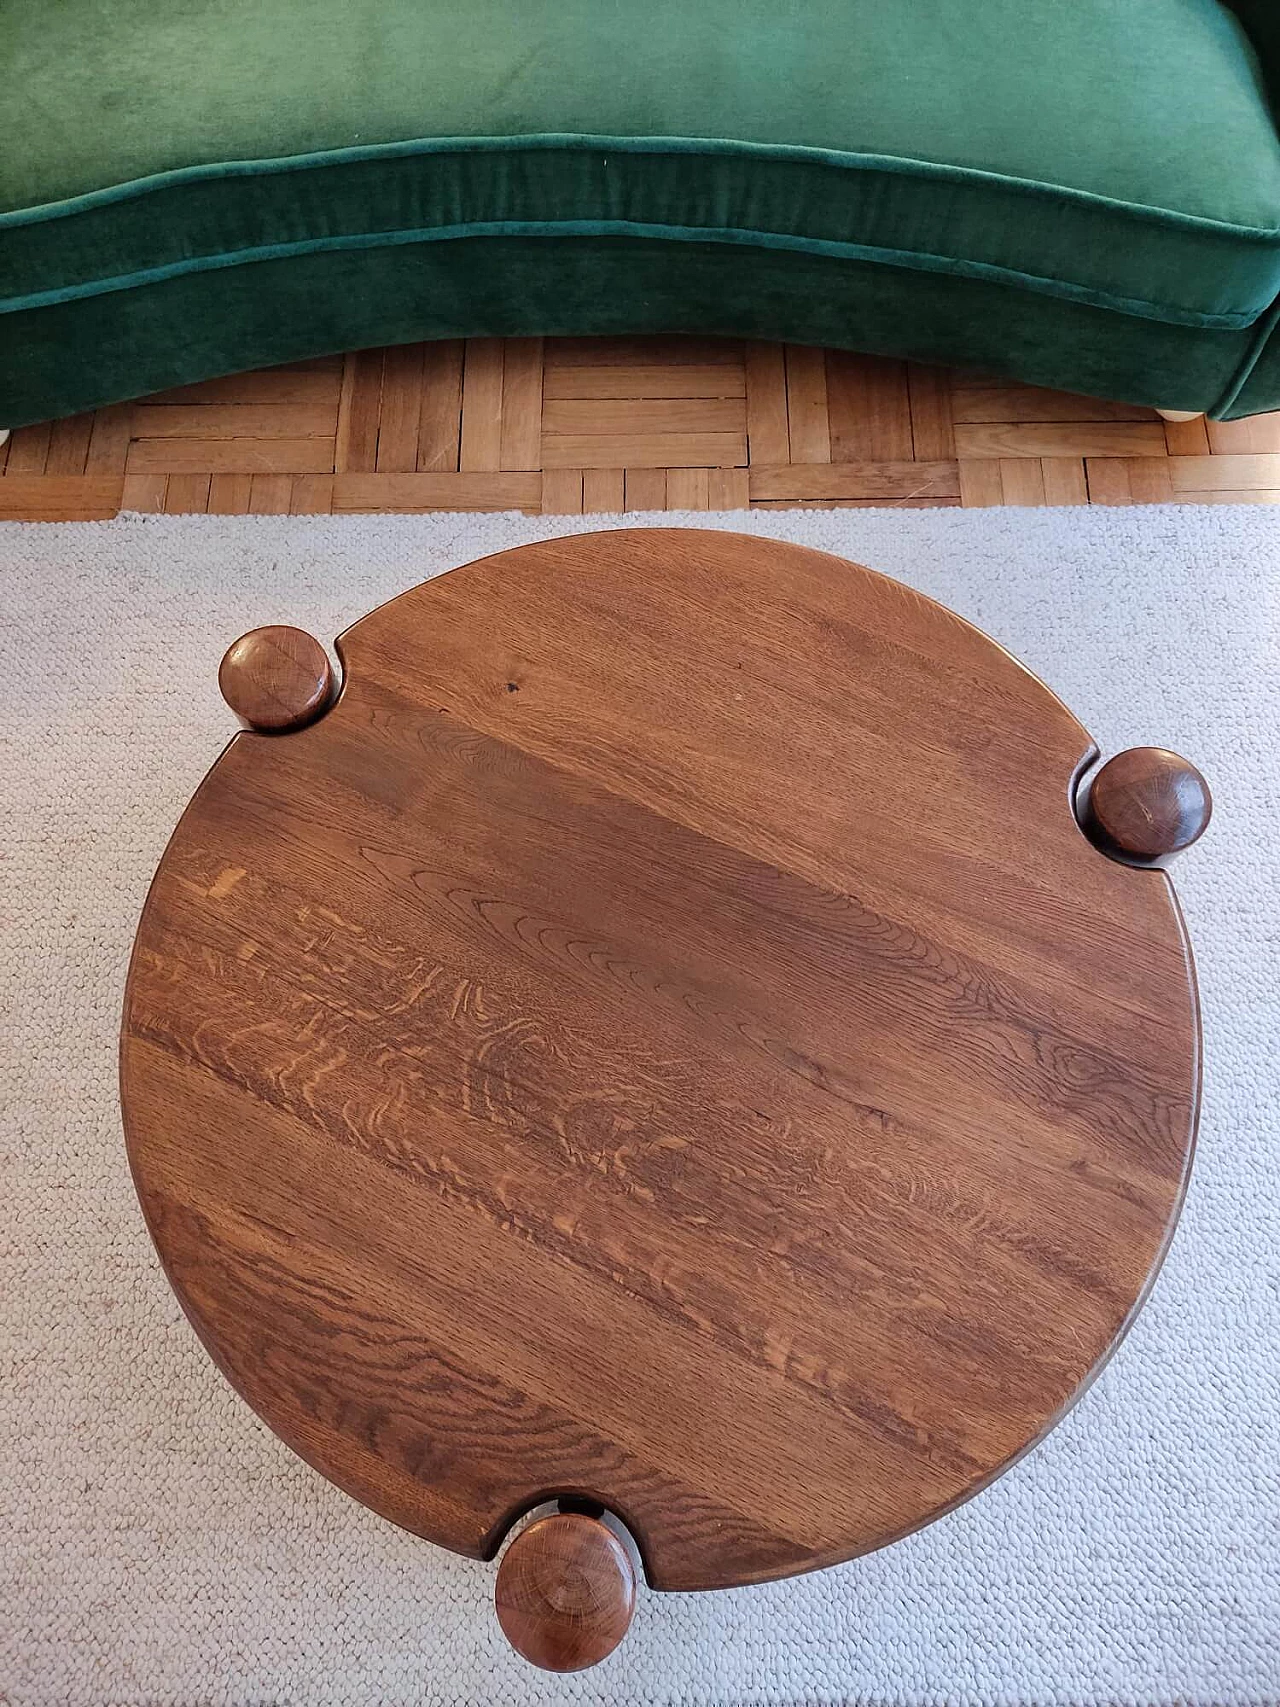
[121,529,1199,1592]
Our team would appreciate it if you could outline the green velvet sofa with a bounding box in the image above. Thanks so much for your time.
[6,0,1280,435]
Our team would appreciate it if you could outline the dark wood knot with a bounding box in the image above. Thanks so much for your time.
[1081,746,1212,863]
[494,1511,637,1672]
[218,626,335,732]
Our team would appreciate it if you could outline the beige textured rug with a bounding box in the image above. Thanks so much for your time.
[1,507,1278,1707]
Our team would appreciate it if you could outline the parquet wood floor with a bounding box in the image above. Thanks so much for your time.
[4,336,1279,519]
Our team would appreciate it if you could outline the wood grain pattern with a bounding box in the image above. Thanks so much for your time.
[416,341,465,472]
[0,476,124,520]
[541,432,745,470]
[744,341,791,465]
[248,475,294,515]
[125,438,334,475]
[164,474,212,515]
[207,474,254,514]
[748,462,959,502]
[12,339,1278,515]
[119,473,167,513]
[334,350,384,473]
[459,338,505,471]
[329,472,542,513]
[120,530,1200,1598]
[46,411,94,475]
[375,344,426,473]
[499,338,546,472]
[998,458,1047,506]
[85,404,135,474]
[827,352,913,462]
[953,422,1167,459]
[5,422,52,474]
[1083,748,1212,863]
[495,1514,636,1671]
[783,345,831,464]
[907,365,957,460]
[1040,458,1089,506]
[218,625,335,731]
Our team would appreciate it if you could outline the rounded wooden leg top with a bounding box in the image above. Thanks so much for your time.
[1080,746,1212,864]
[218,626,335,732]
[495,1512,637,1672]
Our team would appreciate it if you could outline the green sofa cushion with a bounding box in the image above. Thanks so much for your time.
[3,0,1280,338]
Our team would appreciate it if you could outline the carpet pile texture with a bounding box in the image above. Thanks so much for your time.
[1,506,1277,1707]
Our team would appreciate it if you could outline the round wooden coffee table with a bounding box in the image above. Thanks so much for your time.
[121,529,1206,1672]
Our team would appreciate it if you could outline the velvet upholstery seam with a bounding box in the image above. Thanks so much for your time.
[5,130,1279,240]
[0,219,1261,329]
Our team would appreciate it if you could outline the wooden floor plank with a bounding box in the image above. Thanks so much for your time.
[1162,414,1212,456]
[207,474,254,514]
[1085,461,1133,506]
[624,469,666,511]
[1205,413,1280,455]
[542,468,585,514]
[332,473,541,512]
[131,405,333,441]
[1040,458,1089,506]
[750,462,959,501]
[499,338,545,471]
[6,423,52,476]
[120,474,167,513]
[335,350,385,473]
[1124,458,1175,503]
[459,339,505,471]
[955,422,1166,459]
[998,458,1046,506]
[583,468,625,512]
[376,344,426,473]
[290,475,335,515]
[542,433,745,470]
[1167,453,1280,492]
[752,497,958,510]
[907,366,956,461]
[248,475,295,514]
[126,439,334,475]
[542,398,743,436]
[45,413,94,476]
[163,474,212,514]
[417,341,465,473]
[666,468,711,510]
[1089,453,1175,504]
[744,343,790,465]
[708,467,750,508]
[958,460,1005,508]
[784,346,831,464]
[827,353,912,461]
[0,476,122,519]
[85,406,134,475]
[544,365,745,400]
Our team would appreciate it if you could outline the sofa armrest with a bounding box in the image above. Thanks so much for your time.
[1220,2,1280,111]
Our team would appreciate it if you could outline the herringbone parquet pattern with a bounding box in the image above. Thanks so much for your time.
[4,336,1279,519]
